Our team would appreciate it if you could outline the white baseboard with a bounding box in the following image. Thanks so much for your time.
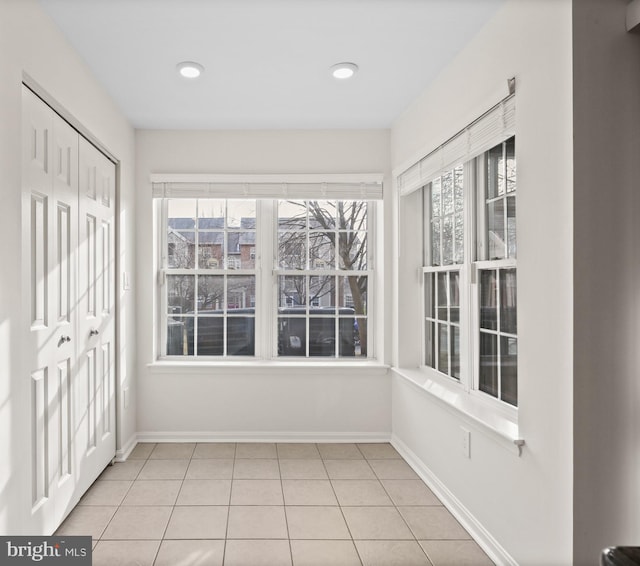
[391,434,517,566]
[136,431,391,444]
[115,433,139,462]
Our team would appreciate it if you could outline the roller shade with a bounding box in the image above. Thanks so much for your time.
[151,173,383,200]
[398,94,515,196]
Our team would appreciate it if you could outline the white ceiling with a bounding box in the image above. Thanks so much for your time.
[38,0,504,130]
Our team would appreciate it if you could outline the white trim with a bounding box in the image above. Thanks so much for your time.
[115,433,139,462]
[391,435,518,566]
[147,360,390,376]
[136,431,391,443]
[392,368,522,454]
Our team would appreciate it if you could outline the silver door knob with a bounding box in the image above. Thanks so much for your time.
[89,329,100,336]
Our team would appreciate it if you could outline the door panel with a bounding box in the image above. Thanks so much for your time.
[22,87,115,535]
[77,137,116,497]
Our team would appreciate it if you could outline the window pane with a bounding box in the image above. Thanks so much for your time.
[238,232,256,268]
[339,201,368,231]
[449,271,460,323]
[309,232,335,269]
[341,275,367,316]
[168,199,196,229]
[278,231,307,269]
[425,320,435,368]
[501,336,518,406]
[278,200,306,230]
[338,232,367,270]
[198,275,224,312]
[309,317,336,356]
[228,275,255,310]
[451,325,461,379]
[487,144,505,199]
[168,231,195,269]
[353,317,366,357]
[167,316,189,355]
[279,275,305,308]
[506,137,516,194]
[442,170,454,216]
[454,165,464,212]
[479,332,498,398]
[339,316,360,357]
[227,317,255,356]
[308,200,337,231]
[196,316,224,355]
[437,272,448,320]
[442,215,453,265]
[454,212,464,264]
[431,178,441,218]
[310,275,335,308]
[168,275,195,315]
[226,200,256,228]
[197,232,223,269]
[507,196,516,259]
[278,316,306,356]
[499,269,517,334]
[480,270,497,330]
[487,199,506,260]
[167,198,196,269]
[197,199,225,223]
[431,219,441,266]
[424,273,435,319]
[438,323,449,374]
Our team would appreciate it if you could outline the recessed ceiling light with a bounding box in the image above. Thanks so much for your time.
[330,62,358,80]
[177,61,204,79]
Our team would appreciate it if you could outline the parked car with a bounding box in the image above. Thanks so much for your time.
[167,306,357,357]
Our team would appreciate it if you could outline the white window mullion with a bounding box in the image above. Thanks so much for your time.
[259,199,274,360]
[159,198,169,357]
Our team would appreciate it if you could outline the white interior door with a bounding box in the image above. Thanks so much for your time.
[22,87,80,532]
[21,87,116,534]
[76,137,116,497]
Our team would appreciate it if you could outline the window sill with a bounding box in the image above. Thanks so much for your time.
[392,367,524,456]
[148,359,390,377]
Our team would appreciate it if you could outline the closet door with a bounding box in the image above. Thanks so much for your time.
[21,87,79,532]
[22,86,116,534]
[76,137,116,496]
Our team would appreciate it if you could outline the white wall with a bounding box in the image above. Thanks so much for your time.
[135,130,393,439]
[391,1,574,564]
[0,0,136,533]
[572,0,640,562]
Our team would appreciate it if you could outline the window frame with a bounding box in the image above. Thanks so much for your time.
[156,195,379,362]
[158,197,259,359]
[419,140,517,416]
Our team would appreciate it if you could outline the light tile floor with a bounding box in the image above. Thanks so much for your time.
[56,442,494,566]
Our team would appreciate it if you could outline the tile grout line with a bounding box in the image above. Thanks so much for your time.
[320,445,365,566]
[276,445,295,566]
[374,459,436,565]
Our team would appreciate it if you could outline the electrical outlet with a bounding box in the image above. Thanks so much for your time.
[461,427,471,458]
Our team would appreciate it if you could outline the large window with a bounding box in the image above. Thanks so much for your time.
[421,137,517,407]
[164,199,257,357]
[276,200,369,358]
[157,187,377,360]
